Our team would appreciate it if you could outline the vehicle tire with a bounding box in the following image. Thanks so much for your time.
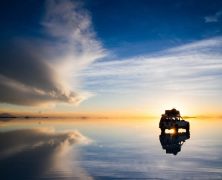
[175,125,178,133]
[186,123,190,132]
[161,128,165,134]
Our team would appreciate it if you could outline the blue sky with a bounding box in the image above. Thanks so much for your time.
[0,0,222,116]
[1,0,222,56]
[85,0,222,58]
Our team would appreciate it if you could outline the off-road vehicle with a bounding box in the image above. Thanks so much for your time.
[159,108,189,133]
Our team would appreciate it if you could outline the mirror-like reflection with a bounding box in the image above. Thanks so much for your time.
[159,132,190,155]
[0,128,92,180]
[0,118,222,179]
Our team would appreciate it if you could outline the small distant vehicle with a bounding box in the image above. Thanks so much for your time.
[159,108,189,133]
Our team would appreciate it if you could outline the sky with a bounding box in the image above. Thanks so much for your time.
[0,0,222,117]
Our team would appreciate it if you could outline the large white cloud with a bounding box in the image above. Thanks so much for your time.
[0,0,105,106]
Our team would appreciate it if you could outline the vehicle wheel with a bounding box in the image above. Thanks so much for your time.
[161,128,165,133]
[186,123,190,132]
[175,125,178,133]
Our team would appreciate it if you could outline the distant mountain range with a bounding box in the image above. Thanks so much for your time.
[0,113,16,118]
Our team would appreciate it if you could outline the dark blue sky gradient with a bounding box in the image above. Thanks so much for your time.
[1,0,222,57]
[0,0,45,41]
[86,0,222,57]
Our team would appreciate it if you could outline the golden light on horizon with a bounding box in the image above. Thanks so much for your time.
[152,96,196,117]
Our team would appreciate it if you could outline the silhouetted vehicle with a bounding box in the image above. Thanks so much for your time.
[159,132,190,155]
[159,108,189,133]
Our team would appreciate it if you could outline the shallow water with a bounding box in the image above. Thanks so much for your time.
[0,118,222,180]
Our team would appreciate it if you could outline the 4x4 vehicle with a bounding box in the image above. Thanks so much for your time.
[159,108,189,133]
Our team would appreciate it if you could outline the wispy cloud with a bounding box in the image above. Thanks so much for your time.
[204,10,222,23]
[0,0,105,106]
[78,37,222,97]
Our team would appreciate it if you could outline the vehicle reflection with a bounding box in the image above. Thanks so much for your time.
[159,132,190,155]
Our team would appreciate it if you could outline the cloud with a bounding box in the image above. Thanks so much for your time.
[204,11,222,23]
[78,37,222,96]
[0,0,105,106]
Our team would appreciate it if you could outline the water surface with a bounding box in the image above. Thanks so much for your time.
[0,118,221,179]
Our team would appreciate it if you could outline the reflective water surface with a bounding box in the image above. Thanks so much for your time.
[0,118,222,179]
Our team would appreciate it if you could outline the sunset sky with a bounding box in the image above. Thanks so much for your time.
[0,0,222,117]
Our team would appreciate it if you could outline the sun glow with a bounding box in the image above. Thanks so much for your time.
[167,129,176,134]
[154,97,192,117]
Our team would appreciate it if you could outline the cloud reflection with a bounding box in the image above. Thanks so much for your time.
[0,128,92,180]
